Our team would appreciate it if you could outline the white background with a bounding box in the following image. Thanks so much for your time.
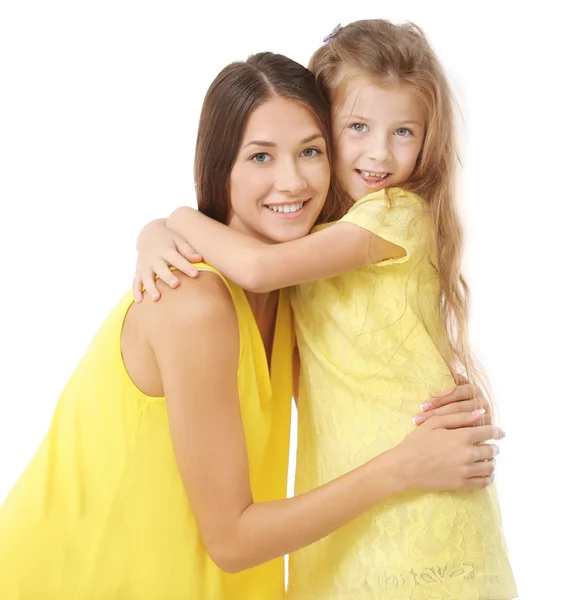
[1,1,569,597]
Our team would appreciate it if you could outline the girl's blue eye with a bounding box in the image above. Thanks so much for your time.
[301,148,322,157]
[395,128,412,137]
[350,123,368,133]
[251,152,270,163]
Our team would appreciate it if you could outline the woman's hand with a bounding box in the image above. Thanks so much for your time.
[132,219,203,303]
[390,409,504,492]
[413,381,492,426]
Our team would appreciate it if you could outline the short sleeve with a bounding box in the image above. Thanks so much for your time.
[339,187,430,266]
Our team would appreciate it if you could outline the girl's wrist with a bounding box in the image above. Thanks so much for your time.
[167,206,197,231]
[136,218,167,249]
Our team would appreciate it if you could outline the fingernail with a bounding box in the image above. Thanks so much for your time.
[170,279,178,287]
[420,401,432,411]
[432,386,456,397]
[152,293,159,301]
[472,408,486,416]
[412,415,425,425]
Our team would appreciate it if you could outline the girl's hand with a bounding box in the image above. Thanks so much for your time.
[413,381,492,426]
[133,220,203,303]
[392,409,504,492]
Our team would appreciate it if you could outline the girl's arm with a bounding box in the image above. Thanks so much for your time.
[143,272,502,573]
[133,211,489,424]
[167,206,405,293]
[132,217,203,302]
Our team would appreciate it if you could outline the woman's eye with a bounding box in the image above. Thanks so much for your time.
[350,123,368,133]
[251,152,271,163]
[301,148,322,157]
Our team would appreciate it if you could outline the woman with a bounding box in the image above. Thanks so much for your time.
[0,52,502,600]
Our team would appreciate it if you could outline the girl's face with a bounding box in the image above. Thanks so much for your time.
[228,96,330,244]
[332,75,425,202]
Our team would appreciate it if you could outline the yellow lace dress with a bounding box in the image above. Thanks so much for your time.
[287,189,517,599]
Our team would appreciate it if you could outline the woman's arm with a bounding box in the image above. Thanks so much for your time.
[414,380,493,426]
[143,273,503,573]
[166,206,405,293]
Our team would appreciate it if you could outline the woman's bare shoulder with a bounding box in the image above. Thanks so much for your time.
[136,271,238,341]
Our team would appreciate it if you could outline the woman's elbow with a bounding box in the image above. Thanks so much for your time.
[205,536,254,573]
[209,551,243,574]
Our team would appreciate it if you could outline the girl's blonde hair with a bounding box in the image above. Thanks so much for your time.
[310,19,492,415]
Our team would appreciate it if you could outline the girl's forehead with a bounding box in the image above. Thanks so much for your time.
[332,78,422,118]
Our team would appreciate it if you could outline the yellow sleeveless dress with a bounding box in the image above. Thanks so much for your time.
[287,189,517,599]
[0,265,293,600]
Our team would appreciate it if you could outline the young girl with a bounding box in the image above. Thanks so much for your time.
[134,20,517,599]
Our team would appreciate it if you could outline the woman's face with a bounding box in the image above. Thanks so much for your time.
[228,96,330,244]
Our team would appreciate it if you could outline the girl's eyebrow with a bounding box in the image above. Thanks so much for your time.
[338,114,368,121]
[398,120,424,127]
[242,132,324,150]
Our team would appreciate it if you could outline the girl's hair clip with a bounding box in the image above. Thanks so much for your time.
[323,23,343,45]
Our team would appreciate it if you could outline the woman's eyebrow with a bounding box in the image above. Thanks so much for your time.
[242,132,324,149]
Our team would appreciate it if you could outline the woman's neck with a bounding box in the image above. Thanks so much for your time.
[245,289,279,366]
[245,290,278,322]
